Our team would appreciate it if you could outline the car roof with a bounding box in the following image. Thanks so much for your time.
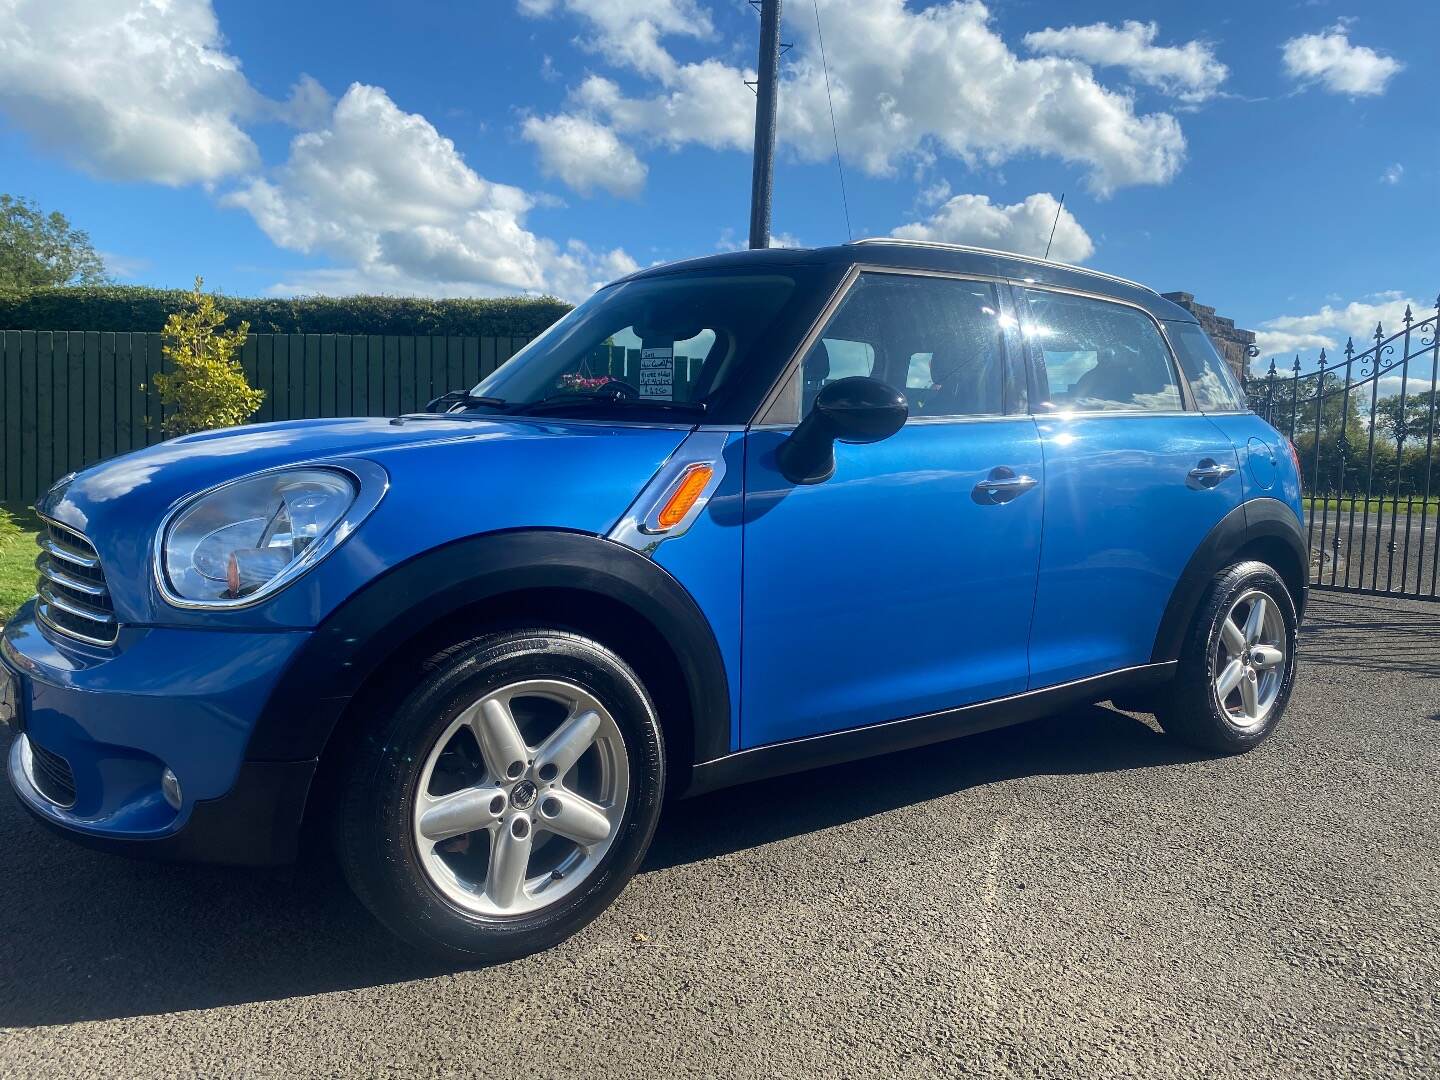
[620,239,1196,323]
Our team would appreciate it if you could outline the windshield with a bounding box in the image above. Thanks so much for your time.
[465,270,802,419]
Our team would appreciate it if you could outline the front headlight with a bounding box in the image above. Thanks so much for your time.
[158,463,385,606]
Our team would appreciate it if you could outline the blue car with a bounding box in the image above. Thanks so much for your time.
[1,240,1306,959]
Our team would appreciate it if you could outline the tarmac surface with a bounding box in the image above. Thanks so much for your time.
[1,591,1437,1078]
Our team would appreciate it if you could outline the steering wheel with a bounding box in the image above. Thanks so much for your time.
[603,379,641,400]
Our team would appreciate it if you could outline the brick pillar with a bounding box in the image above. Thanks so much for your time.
[1161,292,1257,382]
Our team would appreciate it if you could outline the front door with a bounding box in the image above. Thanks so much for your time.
[739,271,1043,748]
[1014,285,1244,687]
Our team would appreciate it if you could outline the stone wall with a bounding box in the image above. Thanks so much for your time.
[1161,292,1256,381]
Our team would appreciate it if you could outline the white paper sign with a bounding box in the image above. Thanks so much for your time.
[639,347,674,400]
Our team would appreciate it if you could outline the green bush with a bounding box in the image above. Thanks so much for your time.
[149,278,264,436]
[0,285,571,337]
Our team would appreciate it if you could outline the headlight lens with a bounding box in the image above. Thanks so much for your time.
[161,467,359,604]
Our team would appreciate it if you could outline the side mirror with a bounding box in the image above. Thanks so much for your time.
[777,376,908,485]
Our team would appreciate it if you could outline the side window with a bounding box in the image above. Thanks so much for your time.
[1166,321,1246,412]
[794,273,1007,420]
[1021,288,1183,413]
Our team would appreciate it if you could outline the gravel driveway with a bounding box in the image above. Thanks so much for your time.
[2,592,1437,1078]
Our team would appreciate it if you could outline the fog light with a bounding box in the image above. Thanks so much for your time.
[161,767,182,810]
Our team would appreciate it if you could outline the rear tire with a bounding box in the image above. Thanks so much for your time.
[334,628,665,961]
[1154,560,1298,754]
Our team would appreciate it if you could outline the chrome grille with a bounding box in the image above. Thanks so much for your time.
[23,736,77,808]
[35,518,118,646]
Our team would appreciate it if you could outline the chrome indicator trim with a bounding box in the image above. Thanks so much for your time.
[608,430,729,556]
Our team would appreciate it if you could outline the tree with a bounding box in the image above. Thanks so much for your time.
[1377,390,1440,446]
[0,194,110,290]
[150,277,264,436]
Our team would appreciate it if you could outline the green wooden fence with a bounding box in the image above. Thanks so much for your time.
[0,331,533,504]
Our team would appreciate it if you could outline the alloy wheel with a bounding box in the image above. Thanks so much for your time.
[411,679,629,917]
[1212,589,1287,732]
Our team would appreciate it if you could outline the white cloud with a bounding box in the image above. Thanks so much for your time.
[517,0,714,84]
[1022,20,1228,103]
[277,74,334,130]
[891,192,1094,264]
[534,0,1187,197]
[1253,293,1428,362]
[521,113,648,197]
[1381,163,1404,185]
[1282,24,1403,96]
[0,0,261,184]
[223,84,634,300]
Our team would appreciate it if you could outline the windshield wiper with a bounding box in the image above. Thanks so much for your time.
[513,395,707,416]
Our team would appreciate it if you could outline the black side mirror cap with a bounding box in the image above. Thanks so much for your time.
[777,376,908,485]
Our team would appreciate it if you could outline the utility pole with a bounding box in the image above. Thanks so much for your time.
[747,0,782,249]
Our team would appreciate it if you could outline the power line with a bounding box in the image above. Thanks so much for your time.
[812,0,851,242]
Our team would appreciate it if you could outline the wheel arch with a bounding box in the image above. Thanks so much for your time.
[250,529,731,798]
[1151,498,1308,663]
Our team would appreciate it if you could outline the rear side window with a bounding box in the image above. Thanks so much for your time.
[1020,288,1182,413]
[1166,321,1247,412]
[788,273,1008,421]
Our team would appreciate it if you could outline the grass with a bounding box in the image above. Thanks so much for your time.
[1304,495,1440,518]
[1,503,41,625]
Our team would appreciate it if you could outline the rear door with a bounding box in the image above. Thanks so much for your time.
[1015,285,1243,687]
[739,270,1043,748]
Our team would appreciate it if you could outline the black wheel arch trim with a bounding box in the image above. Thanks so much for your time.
[246,529,733,771]
[1150,498,1308,664]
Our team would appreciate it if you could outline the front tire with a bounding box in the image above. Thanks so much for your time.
[335,629,665,961]
[1154,560,1299,754]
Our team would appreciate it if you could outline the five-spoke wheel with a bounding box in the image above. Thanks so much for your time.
[413,680,629,916]
[1155,560,1299,753]
[1212,589,1288,731]
[336,629,664,961]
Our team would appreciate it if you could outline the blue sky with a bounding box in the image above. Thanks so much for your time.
[0,0,1434,374]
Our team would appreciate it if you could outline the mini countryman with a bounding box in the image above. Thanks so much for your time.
[2,240,1306,960]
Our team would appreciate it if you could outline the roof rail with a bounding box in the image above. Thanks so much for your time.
[847,237,1154,294]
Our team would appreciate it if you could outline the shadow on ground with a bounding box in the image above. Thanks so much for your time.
[0,703,1197,1028]
[1301,593,1440,680]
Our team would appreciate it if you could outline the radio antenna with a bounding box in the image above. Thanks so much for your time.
[1043,192,1065,259]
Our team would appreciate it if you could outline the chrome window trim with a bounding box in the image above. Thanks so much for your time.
[750,413,1033,433]
[847,237,1155,294]
[1010,280,1193,414]
[152,458,390,611]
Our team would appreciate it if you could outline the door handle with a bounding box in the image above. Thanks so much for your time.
[1187,459,1237,489]
[973,467,1039,505]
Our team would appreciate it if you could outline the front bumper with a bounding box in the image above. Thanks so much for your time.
[3,600,316,866]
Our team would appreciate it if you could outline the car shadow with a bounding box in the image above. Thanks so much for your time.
[0,705,1199,1028]
[645,704,1201,871]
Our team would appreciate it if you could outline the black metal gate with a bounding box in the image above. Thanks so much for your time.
[1247,297,1440,601]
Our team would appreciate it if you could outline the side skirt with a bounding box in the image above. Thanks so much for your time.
[682,661,1177,798]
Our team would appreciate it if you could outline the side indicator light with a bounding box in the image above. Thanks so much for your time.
[656,464,714,530]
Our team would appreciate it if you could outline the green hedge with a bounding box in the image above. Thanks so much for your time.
[0,286,572,337]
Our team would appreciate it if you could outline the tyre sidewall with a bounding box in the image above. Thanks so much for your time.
[344,630,664,960]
